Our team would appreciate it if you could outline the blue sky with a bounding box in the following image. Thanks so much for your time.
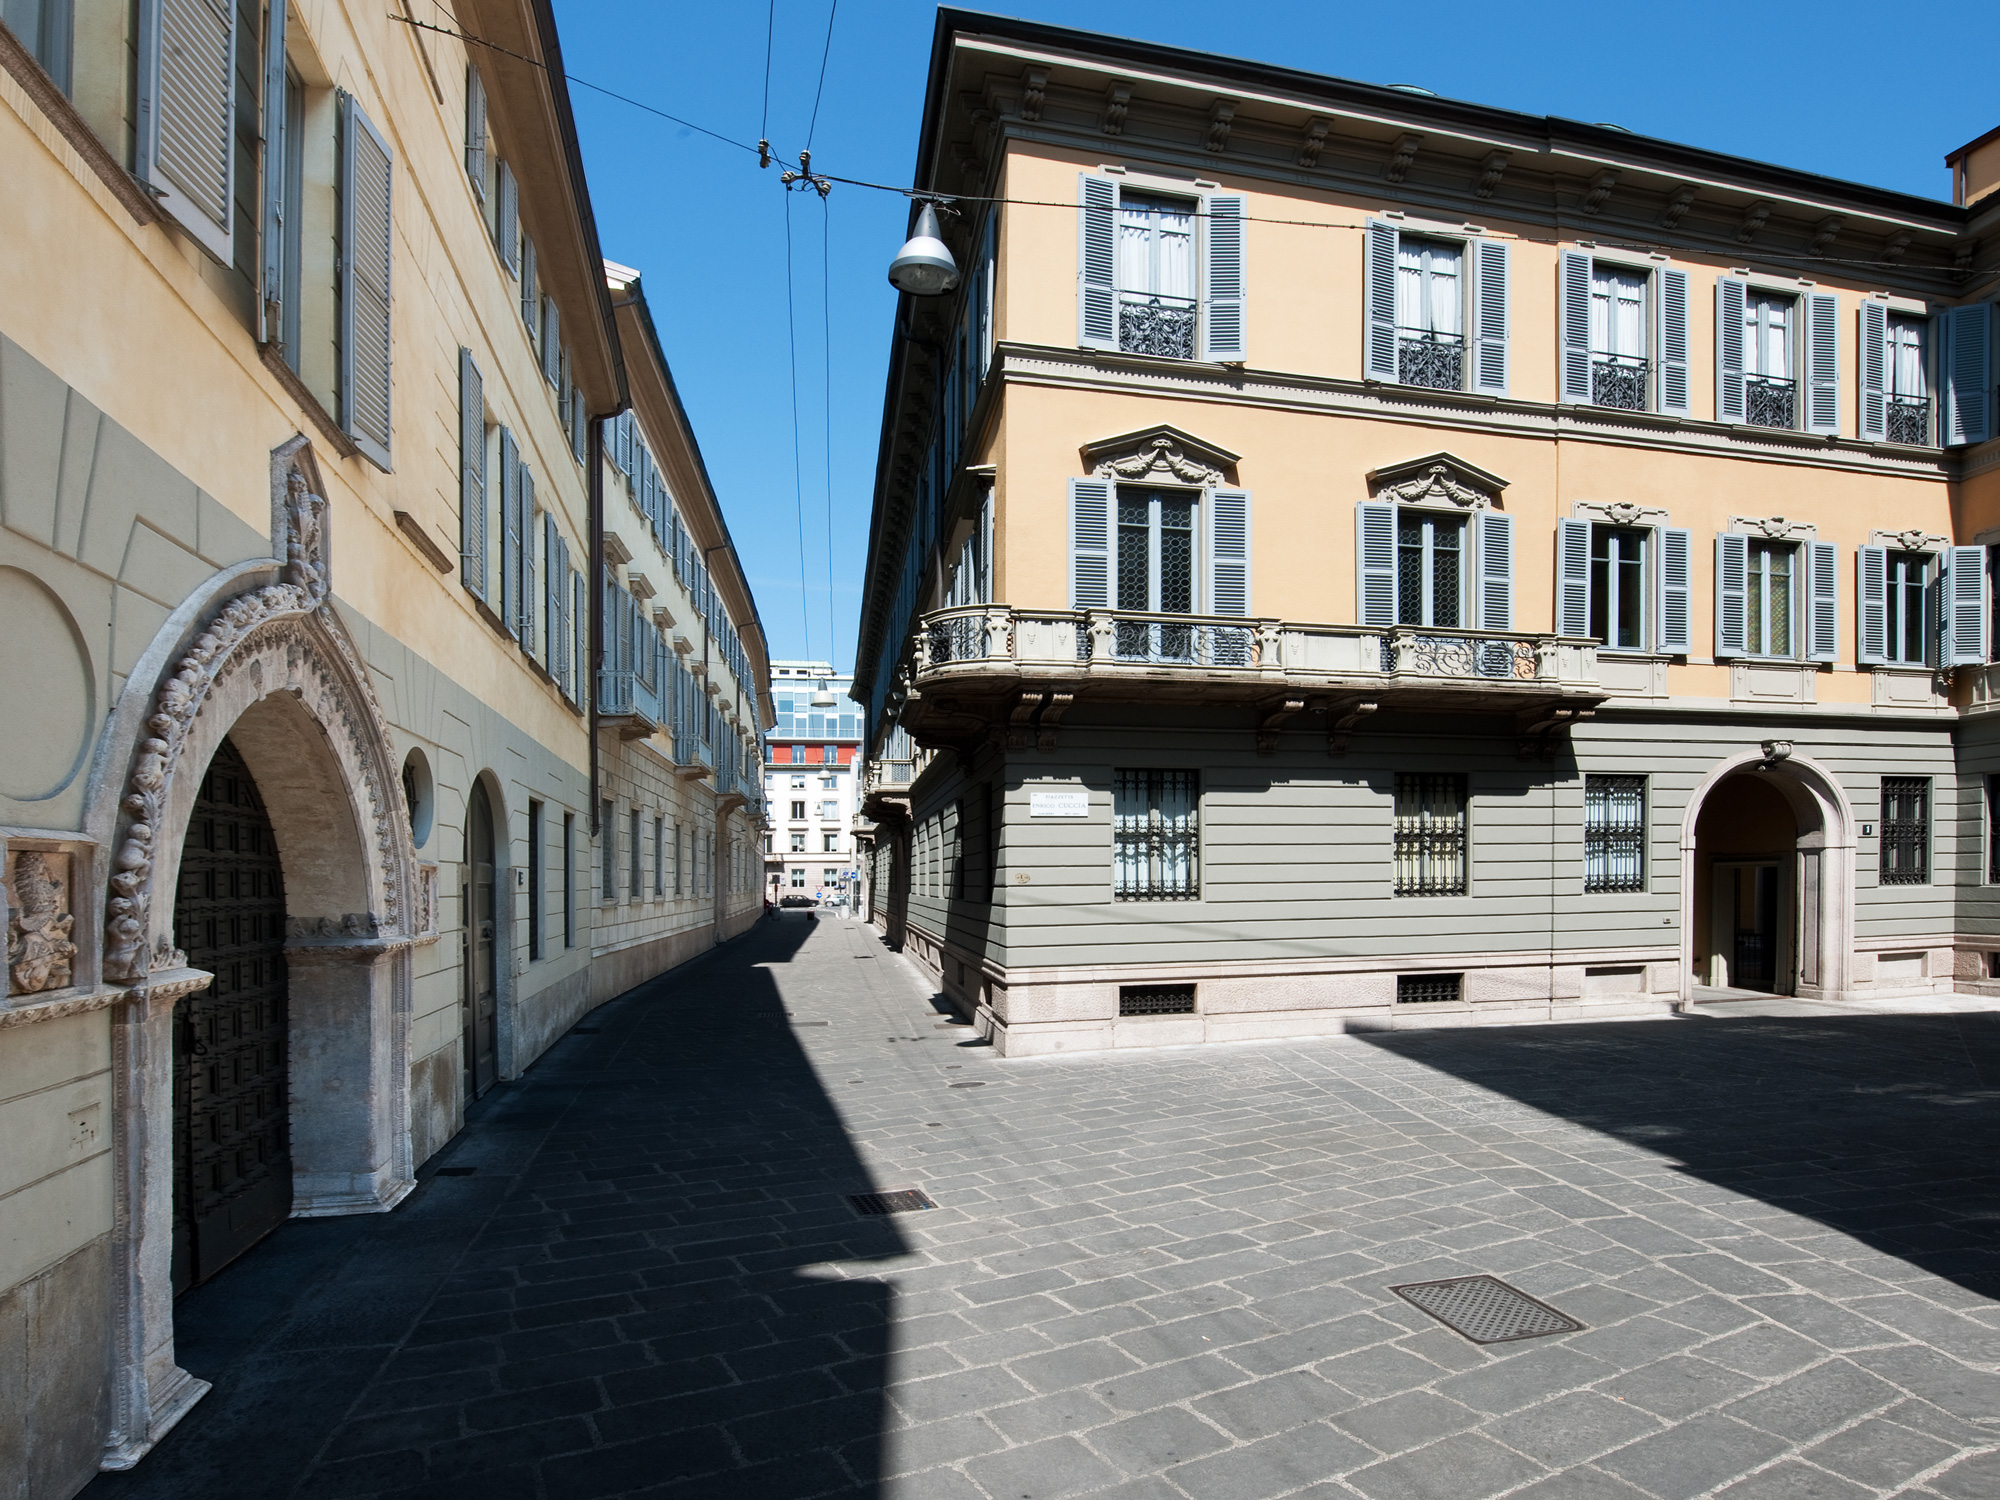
[552,0,1997,675]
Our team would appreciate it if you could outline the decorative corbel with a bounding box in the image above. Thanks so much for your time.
[1326,698,1377,756]
[1036,691,1074,753]
[1661,185,1697,230]
[1882,231,1911,263]
[1102,83,1130,136]
[1206,100,1236,153]
[1297,118,1330,169]
[1019,67,1046,122]
[1474,150,1509,199]
[1581,169,1618,215]
[1809,216,1843,257]
[1758,739,1793,771]
[1256,697,1307,756]
[1517,705,1593,760]
[1736,200,1772,244]
[1385,133,1422,184]
[1006,691,1043,751]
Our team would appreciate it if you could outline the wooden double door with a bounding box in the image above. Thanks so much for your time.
[171,737,292,1292]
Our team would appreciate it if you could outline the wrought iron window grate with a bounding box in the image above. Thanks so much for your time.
[1880,777,1930,885]
[1745,374,1796,429]
[1120,984,1197,1016]
[1590,354,1649,411]
[1397,331,1464,390]
[1119,295,1196,359]
[1397,973,1463,1004]
[1583,775,1646,893]
[1989,776,2000,885]
[1394,773,1467,896]
[1887,395,1930,446]
[1114,769,1200,901]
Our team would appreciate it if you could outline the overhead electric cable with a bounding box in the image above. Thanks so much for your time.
[783,192,813,662]
[759,0,775,142]
[804,0,838,152]
[821,194,838,668]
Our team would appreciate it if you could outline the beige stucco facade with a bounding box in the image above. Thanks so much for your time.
[0,3,767,1493]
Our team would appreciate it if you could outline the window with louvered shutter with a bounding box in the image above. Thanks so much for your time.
[541,297,560,383]
[337,93,393,469]
[140,0,238,261]
[459,349,486,600]
[1068,479,1112,608]
[518,466,537,651]
[464,63,486,197]
[497,428,519,637]
[496,162,518,274]
[1200,194,1246,362]
[521,236,537,330]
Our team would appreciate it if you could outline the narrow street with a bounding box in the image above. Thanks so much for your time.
[88,913,2000,1500]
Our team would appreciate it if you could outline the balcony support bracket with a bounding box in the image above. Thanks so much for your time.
[1324,697,1379,755]
[1256,697,1307,755]
[1517,704,1594,760]
[1036,692,1075,752]
[1006,691,1044,751]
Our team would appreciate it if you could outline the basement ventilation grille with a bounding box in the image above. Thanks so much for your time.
[1120,984,1196,1016]
[1396,973,1463,1004]
[849,1189,937,1216]
[1390,1275,1583,1344]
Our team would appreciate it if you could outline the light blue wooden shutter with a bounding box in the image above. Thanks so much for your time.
[1477,510,1514,631]
[1808,541,1838,663]
[979,210,998,374]
[1856,545,1887,665]
[1859,301,1888,441]
[1944,546,1988,667]
[1357,501,1397,627]
[545,513,561,666]
[1068,478,1112,607]
[1560,251,1593,403]
[338,93,394,469]
[498,428,519,637]
[1806,292,1840,434]
[1364,220,1398,381]
[1715,533,1748,657]
[464,63,486,196]
[1207,488,1251,615]
[1471,239,1509,396]
[257,0,288,342]
[1942,303,1993,447]
[520,236,537,329]
[137,0,237,261]
[1657,269,1691,415]
[519,466,537,650]
[459,348,485,599]
[1200,194,1247,362]
[496,162,518,274]
[1658,527,1692,653]
[1556,519,1591,637]
[1078,176,1118,350]
[574,571,589,704]
[1716,277,1748,422]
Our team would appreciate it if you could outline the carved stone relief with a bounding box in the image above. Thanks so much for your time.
[1368,453,1510,511]
[1729,515,1817,541]
[1869,529,1949,553]
[6,849,77,994]
[1573,500,1670,528]
[1082,426,1240,488]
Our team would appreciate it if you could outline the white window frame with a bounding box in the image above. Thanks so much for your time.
[1589,524,1650,652]
[1745,539,1800,660]
[1115,484,1204,614]
[1395,510,1469,629]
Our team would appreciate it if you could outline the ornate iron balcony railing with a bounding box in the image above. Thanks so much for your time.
[907,605,1598,694]
[1397,331,1464,391]
[1886,394,1930,446]
[1745,374,1796,429]
[1118,294,1196,359]
[1590,353,1649,411]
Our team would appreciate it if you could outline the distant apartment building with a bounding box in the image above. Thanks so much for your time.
[764,662,863,899]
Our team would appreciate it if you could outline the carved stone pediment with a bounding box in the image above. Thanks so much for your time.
[1869,528,1949,553]
[1574,500,1670,529]
[1730,515,1816,541]
[1081,426,1240,488]
[1368,452,1509,510]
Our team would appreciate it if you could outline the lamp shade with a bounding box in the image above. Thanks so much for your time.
[887,203,960,296]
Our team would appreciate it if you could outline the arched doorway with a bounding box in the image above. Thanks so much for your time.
[465,782,498,1099]
[1693,773,1799,993]
[171,736,292,1290]
[1680,747,1856,1004]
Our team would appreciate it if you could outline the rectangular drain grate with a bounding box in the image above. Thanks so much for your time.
[1389,1275,1583,1344]
[849,1188,937,1216]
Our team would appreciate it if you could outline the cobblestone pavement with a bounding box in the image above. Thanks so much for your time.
[90,913,2000,1500]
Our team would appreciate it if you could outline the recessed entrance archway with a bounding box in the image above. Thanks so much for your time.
[465,780,499,1100]
[1679,746,1855,1004]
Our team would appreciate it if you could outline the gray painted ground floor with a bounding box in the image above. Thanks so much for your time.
[869,704,2000,1056]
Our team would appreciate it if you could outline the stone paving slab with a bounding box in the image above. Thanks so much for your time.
[87,914,2000,1500]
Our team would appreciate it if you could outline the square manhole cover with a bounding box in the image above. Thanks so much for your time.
[849,1189,937,1216]
[1389,1275,1583,1344]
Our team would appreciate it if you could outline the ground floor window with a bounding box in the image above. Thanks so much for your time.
[1394,773,1467,896]
[1583,775,1646,893]
[1989,776,2000,884]
[790,867,805,888]
[1880,777,1929,885]
[1113,769,1199,900]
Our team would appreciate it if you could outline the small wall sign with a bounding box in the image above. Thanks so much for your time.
[1029,790,1090,818]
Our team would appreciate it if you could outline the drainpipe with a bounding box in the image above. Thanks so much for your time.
[588,414,606,839]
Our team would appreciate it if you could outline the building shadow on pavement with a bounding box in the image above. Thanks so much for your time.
[1348,1009,2000,1300]
[87,912,910,1500]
